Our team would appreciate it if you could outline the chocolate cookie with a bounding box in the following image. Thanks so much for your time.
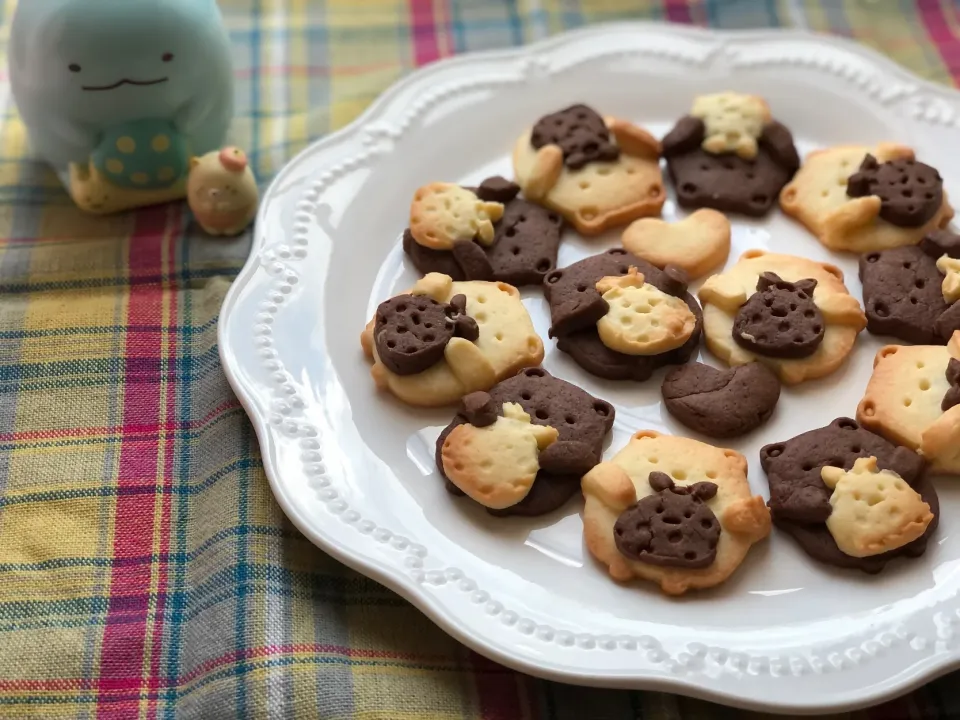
[544,249,703,381]
[760,417,925,524]
[662,118,799,217]
[774,472,939,574]
[944,358,960,411]
[922,229,960,259]
[530,104,619,170]
[847,154,943,228]
[662,362,780,438]
[760,417,937,573]
[732,273,824,359]
[437,368,615,517]
[859,246,950,344]
[373,293,478,375]
[613,472,721,569]
[403,177,563,287]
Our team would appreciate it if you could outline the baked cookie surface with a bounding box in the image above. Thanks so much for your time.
[780,143,954,253]
[857,332,960,474]
[544,249,702,382]
[698,250,866,384]
[513,104,664,235]
[437,368,615,516]
[760,416,937,573]
[621,209,731,280]
[661,92,800,217]
[582,431,771,595]
[402,176,565,286]
[360,273,544,406]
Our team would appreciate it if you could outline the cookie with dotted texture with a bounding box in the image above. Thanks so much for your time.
[698,250,866,384]
[582,431,771,595]
[403,177,565,286]
[857,333,960,474]
[662,92,799,217]
[437,368,615,517]
[780,143,954,253]
[544,249,703,382]
[513,104,665,235]
[361,273,543,407]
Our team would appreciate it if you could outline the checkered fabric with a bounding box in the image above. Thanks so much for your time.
[1,1,959,718]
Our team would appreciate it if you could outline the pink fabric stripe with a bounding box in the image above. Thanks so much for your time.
[410,0,441,66]
[96,207,170,718]
[664,0,694,25]
[918,0,960,84]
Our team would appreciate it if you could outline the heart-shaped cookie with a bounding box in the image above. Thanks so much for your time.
[621,208,731,279]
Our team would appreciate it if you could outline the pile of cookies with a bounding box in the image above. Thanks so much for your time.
[360,93,958,596]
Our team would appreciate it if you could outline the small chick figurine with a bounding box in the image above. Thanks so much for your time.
[188,147,259,236]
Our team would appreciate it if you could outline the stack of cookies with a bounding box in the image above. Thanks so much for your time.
[359,93,956,596]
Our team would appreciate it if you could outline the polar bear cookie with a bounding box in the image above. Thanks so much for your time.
[698,250,867,384]
[662,93,799,217]
[857,332,960,474]
[621,209,731,280]
[821,457,933,558]
[780,143,954,253]
[582,431,771,595]
[513,104,664,236]
[360,273,544,406]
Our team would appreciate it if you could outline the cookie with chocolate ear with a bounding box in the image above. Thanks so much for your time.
[403,176,565,286]
[662,92,799,217]
[436,368,615,517]
[732,273,824,359]
[513,104,665,236]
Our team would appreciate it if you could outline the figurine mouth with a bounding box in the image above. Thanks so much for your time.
[82,78,169,92]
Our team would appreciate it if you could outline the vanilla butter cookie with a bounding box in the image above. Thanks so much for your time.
[857,332,960,474]
[437,368,615,516]
[661,92,799,217]
[403,176,565,286]
[621,209,731,280]
[582,431,771,595]
[361,273,543,406]
[699,250,866,384]
[512,104,664,235]
[780,143,953,253]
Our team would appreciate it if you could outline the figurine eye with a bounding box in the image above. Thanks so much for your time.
[68,63,81,73]
[162,53,174,62]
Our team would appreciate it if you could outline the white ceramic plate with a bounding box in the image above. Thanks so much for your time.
[219,24,960,714]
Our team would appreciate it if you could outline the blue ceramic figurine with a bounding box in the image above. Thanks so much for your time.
[10,0,235,215]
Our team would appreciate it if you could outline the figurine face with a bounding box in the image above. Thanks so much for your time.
[10,0,234,169]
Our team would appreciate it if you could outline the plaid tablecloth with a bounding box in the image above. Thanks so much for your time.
[1,1,960,718]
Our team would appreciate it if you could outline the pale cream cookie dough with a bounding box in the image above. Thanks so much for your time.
[409,183,504,250]
[441,402,558,510]
[360,273,544,407]
[621,209,731,280]
[512,104,664,236]
[581,431,771,596]
[857,332,960,474]
[691,92,771,159]
[698,250,867,384]
[594,268,697,356]
[780,143,954,253]
[821,457,933,558]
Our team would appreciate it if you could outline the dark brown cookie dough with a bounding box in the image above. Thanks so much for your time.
[436,368,615,517]
[774,472,939,574]
[613,472,721,569]
[662,362,780,438]
[944,358,960,411]
[922,229,960,259]
[847,154,943,228]
[530,104,619,170]
[732,273,824,359]
[373,293,478,375]
[662,117,799,217]
[859,245,950,344]
[760,417,937,573]
[403,177,564,287]
[543,249,703,381]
